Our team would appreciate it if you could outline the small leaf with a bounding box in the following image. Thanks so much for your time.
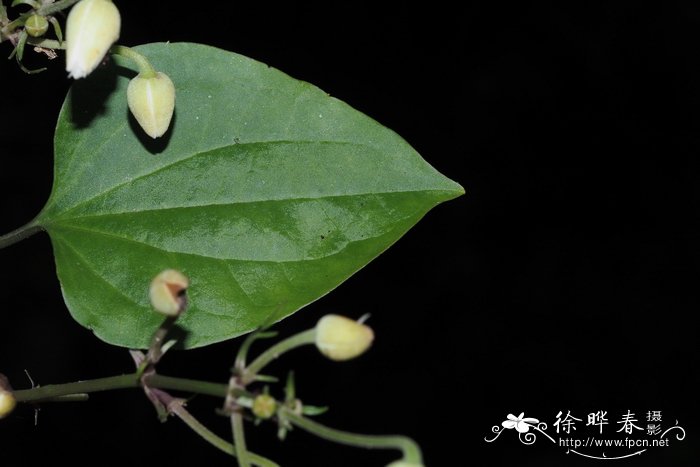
[284,371,296,404]
[49,16,63,44]
[39,42,463,348]
[253,375,279,383]
[301,405,329,416]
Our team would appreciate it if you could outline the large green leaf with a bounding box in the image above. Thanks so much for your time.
[38,42,463,349]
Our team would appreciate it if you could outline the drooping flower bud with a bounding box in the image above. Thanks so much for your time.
[149,269,189,316]
[315,314,374,361]
[127,72,176,138]
[25,14,49,38]
[65,0,120,79]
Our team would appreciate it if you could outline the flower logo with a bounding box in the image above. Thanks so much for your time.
[502,413,539,433]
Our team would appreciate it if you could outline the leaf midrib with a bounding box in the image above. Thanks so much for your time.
[44,139,377,220]
[44,189,456,224]
[48,209,415,264]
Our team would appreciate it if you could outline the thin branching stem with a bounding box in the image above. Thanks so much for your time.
[280,407,424,464]
[173,405,279,467]
[242,329,316,384]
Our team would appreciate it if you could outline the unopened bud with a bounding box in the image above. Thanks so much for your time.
[127,72,176,138]
[252,394,277,419]
[25,14,49,38]
[0,391,16,419]
[65,0,120,79]
[315,314,374,361]
[0,376,16,420]
[386,462,424,467]
[149,269,189,316]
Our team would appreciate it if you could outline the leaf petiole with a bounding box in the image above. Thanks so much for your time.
[0,220,42,250]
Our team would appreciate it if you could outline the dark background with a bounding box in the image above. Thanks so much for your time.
[1,2,699,466]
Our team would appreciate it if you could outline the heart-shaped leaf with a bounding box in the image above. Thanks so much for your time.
[37,42,463,348]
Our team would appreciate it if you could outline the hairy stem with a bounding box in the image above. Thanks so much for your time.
[242,329,316,384]
[0,221,42,250]
[281,407,423,464]
[12,372,230,403]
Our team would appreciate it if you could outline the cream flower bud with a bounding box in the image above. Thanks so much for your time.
[315,314,374,361]
[386,462,424,467]
[65,0,120,79]
[25,14,49,38]
[0,391,16,419]
[149,269,189,316]
[127,72,176,138]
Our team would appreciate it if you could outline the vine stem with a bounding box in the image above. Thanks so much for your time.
[173,405,278,467]
[12,372,229,403]
[12,371,277,466]
[0,221,42,250]
[242,329,316,384]
[280,407,424,464]
[231,410,252,467]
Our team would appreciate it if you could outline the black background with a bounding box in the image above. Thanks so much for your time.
[1,2,699,466]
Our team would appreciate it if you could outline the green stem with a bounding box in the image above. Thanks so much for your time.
[40,393,90,402]
[242,329,316,384]
[147,374,229,399]
[231,410,252,467]
[110,44,156,77]
[173,406,279,467]
[0,221,42,250]
[13,373,138,402]
[280,408,423,464]
[12,372,230,403]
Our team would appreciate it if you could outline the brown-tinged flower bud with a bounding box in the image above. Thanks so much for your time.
[149,269,189,316]
[65,0,120,79]
[314,314,374,361]
[127,72,176,138]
